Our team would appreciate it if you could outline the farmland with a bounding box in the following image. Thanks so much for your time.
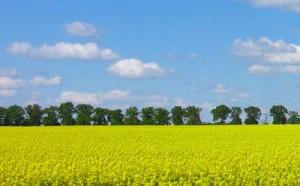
[1,126,300,185]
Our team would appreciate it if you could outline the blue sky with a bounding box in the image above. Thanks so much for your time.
[1,0,300,122]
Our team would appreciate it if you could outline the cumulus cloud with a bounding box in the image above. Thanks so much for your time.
[249,64,300,75]
[248,65,272,75]
[0,89,17,97]
[31,76,62,86]
[233,37,300,64]
[212,84,233,94]
[108,58,173,79]
[0,69,18,77]
[64,21,97,37]
[0,77,24,88]
[233,37,300,75]
[60,90,131,104]
[250,0,300,11]
[212,83,250,102]
[7,42,119,61]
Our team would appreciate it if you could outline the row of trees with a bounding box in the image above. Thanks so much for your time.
[0,102,299,126]
[0,102,201,126]
[211,104,299,124]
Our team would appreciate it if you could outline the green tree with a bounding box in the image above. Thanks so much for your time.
[58,102,76,125]
[171,106,185,125]
[75,104,94,125]
[270,105,288,124]
[92,107,108,125]
[287,111,300,124]
[0,106,7,126]
[6,105,25,126]
[124,106,140,125]
[141,107,155,125]
[244,106,261,124]
[185,105,202,125]
[154,107,170,125]
[107,109,124,125]
[25,104,43,126]
[230,106,242,124]
[211,104,231,124]
[42,106,60,126]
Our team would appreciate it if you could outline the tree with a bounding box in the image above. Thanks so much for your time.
[124,106,140,125]
[185,105,202,125]
[141,107,155,125]
[58,102,76,125]
[0,106,7,126]
[287,111,300,124]
[107,109,124,125]
[42,106,60,126]
[92,107,108,125]
[75,104,94,125]
[154,107,170,125]
[6,105,25,126]
[270,105,288,124]
[25,104,43,126]
[211,105,231,124]
[244,106,261,124]
[230,106,242,124]
[171,106,185,125]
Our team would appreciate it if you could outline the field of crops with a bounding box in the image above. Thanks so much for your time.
[1,125,300,185]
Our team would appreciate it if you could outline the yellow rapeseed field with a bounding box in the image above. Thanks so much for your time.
[1,125,300,185]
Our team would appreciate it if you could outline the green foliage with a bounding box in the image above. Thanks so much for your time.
[6,105,25,126]
[42,106,59,126]
[124,106,140,125]
[25,104,43,126]
[92,107,108,125]
[58,102,76,125]
[287,111,300,124]
[75,104,94,125]
[141,107,155,125]
[107,109,124,125]
[270,105,288,124]
[154,107,170,125]
[185,105,202,125]
[230,106,242,124]
[171,106,185,125]
[211,104,231,124]
[244,106,261,124]
[0,106,7,126]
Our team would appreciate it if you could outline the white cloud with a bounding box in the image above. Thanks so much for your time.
[108,58,173,79]
[60,90,131,104]
[7,42,119,61]
[231,93,250,102]
[212,84,233,94]
[0,77,24,88]
[278,65,300,73]
[31,76,61,86]
[233,37,300,64]
[250,0,300,11]
[0,89,17,97]
[0,69,18,77]
[61,91,99,104]
[64,22,97,37]
[201,102,215,111]
[234,37,300,75]
[212,84,250,102]
[248,65,271,75]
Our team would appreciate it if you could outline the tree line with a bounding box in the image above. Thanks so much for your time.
[0,102,299,126]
